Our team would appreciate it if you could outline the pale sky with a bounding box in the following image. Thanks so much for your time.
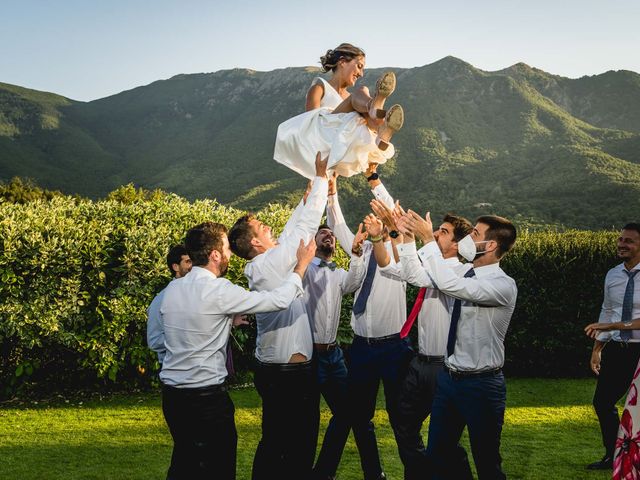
[1,0,639,101]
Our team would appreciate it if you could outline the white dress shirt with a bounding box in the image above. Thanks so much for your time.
[397,241,517,371]
[381,255,464,356]
[159,266,303,388]
[147,282,172,364]
[304,255,365,344]
[327,184,407,338]
[596,262,640,343]
[246,176,328,363]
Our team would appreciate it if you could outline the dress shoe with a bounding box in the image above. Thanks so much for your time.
[586,454,613,470]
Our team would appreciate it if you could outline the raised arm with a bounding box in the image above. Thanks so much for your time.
[326,180,356,255]
[339,229,366,294]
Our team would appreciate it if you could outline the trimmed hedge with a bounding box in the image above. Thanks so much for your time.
[0,194,619,397]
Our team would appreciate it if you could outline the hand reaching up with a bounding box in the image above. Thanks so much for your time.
[315,151,328,179]
[363,214,384,238]
[351,222,367,256]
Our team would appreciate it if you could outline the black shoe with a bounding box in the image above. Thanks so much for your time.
[586,455,613,470]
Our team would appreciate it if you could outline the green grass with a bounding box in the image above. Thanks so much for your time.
[0,378,614,479]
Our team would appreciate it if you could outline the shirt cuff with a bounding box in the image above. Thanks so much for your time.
[349,254,365,265]
[286,272,304,292]
[396,242,417,257]
[419,241,441,259]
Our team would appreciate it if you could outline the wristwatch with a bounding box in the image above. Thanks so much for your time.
[624,322,633,328]
[389,230,399,239]
[366,172,379,181]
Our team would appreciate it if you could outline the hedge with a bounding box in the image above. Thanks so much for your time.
[0,193,619,397]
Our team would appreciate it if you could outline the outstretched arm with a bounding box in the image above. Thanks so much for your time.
[326,175,356,254]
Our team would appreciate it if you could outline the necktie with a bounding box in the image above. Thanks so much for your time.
[620,270,638,341]
[225,340,235,377]
[319,260,337,271]
[401,288,426,338]
[352,252,377,316]
[446,268,476,356]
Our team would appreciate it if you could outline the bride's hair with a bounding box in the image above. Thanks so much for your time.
[320,43,365,72]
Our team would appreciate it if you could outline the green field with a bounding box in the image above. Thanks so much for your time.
[0,378,616,479]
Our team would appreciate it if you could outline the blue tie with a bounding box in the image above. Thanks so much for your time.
[621,270,638,341]
[352,252,377,316]
[447,268,476,356]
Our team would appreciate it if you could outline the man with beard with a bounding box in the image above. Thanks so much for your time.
[159,221,316,480]
[305,223,366,480]
[584,223,640,470]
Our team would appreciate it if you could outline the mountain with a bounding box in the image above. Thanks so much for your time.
[1,57,639,229]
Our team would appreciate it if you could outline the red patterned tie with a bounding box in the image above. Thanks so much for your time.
[400,288,426,338]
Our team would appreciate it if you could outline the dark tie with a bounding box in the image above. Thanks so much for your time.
[352,252,377,316]
[401,288,426,338]
[621,270,638,341]
[446,268,476,356]
[319,260,337,271]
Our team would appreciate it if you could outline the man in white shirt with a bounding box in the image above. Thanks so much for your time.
[147,244,192,365]
[586,223,640,470]
[367,211,474,480]
[160,221,316,480]
[396,211,517,480]
[327,167,411,480]
[228,154,328,480]
[305,223,366,480]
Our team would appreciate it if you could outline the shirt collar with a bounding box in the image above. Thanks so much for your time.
[472,262,502,277]
[190,265,217,279]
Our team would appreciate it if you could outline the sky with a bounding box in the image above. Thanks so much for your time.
[1,0,639,102]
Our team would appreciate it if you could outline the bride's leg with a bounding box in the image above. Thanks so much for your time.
[332,72,396,120]
[376,104,404,151]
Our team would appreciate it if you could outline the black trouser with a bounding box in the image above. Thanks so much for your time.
[396,355,472,480]
[162,383,237,480]
[593,341,640,457]
[251,359,320,480]
[348,334,413,479]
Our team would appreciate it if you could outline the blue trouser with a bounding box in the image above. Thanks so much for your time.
[426,369,507,480]
[313,346,351,478]
[348,334,413,479]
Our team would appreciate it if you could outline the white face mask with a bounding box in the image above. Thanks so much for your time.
[457,234,490,262]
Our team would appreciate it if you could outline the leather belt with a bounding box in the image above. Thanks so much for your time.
[314,342,338,353]
[445,366,502,379]
[354,333,401,345]
[254,358,314,372]
[418,354,445,363]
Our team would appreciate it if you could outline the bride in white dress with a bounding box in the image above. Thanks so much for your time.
[274,43,404,179]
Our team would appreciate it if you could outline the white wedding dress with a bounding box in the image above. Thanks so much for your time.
[274,77,395,179]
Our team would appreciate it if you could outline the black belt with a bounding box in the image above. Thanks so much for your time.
[314,342,338,353]
[354,333,401,345]
[254,358,314,372]
[445,366,502,379]
[418,354,445,364]
[162,382,227,394]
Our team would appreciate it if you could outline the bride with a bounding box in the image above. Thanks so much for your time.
[274,43,404,179]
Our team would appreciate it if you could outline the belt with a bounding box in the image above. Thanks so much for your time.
[162,382,227,394]
[418,354,445,364]
[354,333,401,345]
[444,366,502,379]
[314,342,338,353]
[254,358,314,372]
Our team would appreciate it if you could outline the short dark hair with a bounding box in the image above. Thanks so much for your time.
[317,223,332,233]
[623,223,640,235]
[443,213,473,242]
[228,214,257,260]
[184,222,228,267]
[476,215,517,258]
[166,244,188,277]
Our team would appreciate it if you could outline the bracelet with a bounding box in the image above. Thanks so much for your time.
[369,234,384,243]
[351,245,363,256]
[366,172,379,182]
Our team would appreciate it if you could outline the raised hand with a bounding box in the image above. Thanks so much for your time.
[351,222,367,257]
[363,162,378,179]
[370,199,397,231]
[363,213,384,238]
[315,151,328,179]
[402,210,434,243]
[328,172,338,196]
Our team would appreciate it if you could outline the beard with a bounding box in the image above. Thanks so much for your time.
[218,257,230,277]
[316,243,335,258]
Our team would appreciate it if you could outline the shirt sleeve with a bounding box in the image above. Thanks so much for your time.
[278,200,304,243]
[259,177,328,276]
[396,242,437,288]
[146,290,166,361]
[371,183,394,209]
[596,271,614,342]
[419,242,516,307]
[212,273,304,315]
[327,192,356,255]
[340,255,366,294]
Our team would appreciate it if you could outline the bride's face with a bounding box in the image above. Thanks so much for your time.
[338,56,365,87]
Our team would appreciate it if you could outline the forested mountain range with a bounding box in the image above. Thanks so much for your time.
[2,56,639,229]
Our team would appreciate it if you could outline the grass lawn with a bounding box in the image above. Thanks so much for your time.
[0,378,614,479]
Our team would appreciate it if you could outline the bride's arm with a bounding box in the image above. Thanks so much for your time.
[305,83,324,111]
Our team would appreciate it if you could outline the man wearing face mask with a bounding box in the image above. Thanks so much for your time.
[395,211,517,480]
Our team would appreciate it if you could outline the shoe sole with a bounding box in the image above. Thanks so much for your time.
[385,104,404,132]
[376,71,396,99]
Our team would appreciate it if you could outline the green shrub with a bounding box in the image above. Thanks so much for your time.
[0,193,622,398]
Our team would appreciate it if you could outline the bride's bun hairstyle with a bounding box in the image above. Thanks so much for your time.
[320,43,365,73]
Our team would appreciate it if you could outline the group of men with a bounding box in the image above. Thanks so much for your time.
[147,154,519,480]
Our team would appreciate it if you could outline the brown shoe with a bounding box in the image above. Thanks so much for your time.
[376,104,404,150]
[368,71,396,120]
